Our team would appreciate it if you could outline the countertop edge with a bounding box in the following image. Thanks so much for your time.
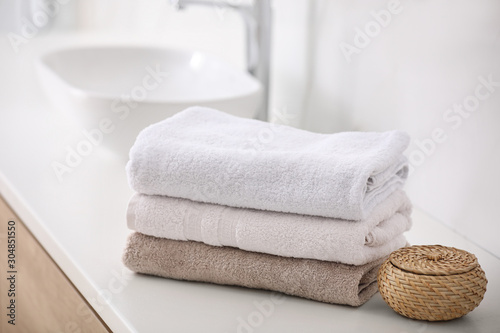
[0,170,134,333]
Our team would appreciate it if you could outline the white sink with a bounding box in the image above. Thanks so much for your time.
[36,46,262,157]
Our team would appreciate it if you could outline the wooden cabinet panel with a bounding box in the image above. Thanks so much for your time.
[0,197,110,333]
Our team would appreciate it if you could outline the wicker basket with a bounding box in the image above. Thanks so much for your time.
[378,245,487,321]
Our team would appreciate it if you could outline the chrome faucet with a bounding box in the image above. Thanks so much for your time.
[170,0,272,121]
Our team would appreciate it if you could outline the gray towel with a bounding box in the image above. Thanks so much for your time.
[126,107,410,220]
[127,190,411,265]
[123,232,385,306]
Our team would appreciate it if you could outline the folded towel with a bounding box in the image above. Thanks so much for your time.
[126,107,410,220]
[123,232,385,306]
[127,190,411,265]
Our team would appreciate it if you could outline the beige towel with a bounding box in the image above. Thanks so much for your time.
[123,232,385,306]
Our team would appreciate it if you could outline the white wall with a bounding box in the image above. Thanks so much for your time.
[3,0,498,256]
[56,0,500,258]
[71,0,247,68]
[292,0,500,257]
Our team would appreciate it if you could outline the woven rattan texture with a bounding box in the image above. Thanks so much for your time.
[390,245,478,275]
[378,245,487,321]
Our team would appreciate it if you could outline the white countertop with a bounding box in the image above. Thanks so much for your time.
[1,33,499,333]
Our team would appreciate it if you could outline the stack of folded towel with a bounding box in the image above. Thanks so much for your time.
[122,107,412,307]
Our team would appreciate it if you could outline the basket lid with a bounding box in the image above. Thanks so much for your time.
[389,245,478,276]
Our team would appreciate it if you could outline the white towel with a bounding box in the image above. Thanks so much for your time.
[127,190,412,265]
[126,106,410,220]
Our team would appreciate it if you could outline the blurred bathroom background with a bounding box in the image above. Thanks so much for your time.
[1,0,499,257]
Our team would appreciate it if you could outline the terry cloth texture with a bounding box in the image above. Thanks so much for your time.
[126,106,410,221]
[123,232,385,306]
[127,190,412,265]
